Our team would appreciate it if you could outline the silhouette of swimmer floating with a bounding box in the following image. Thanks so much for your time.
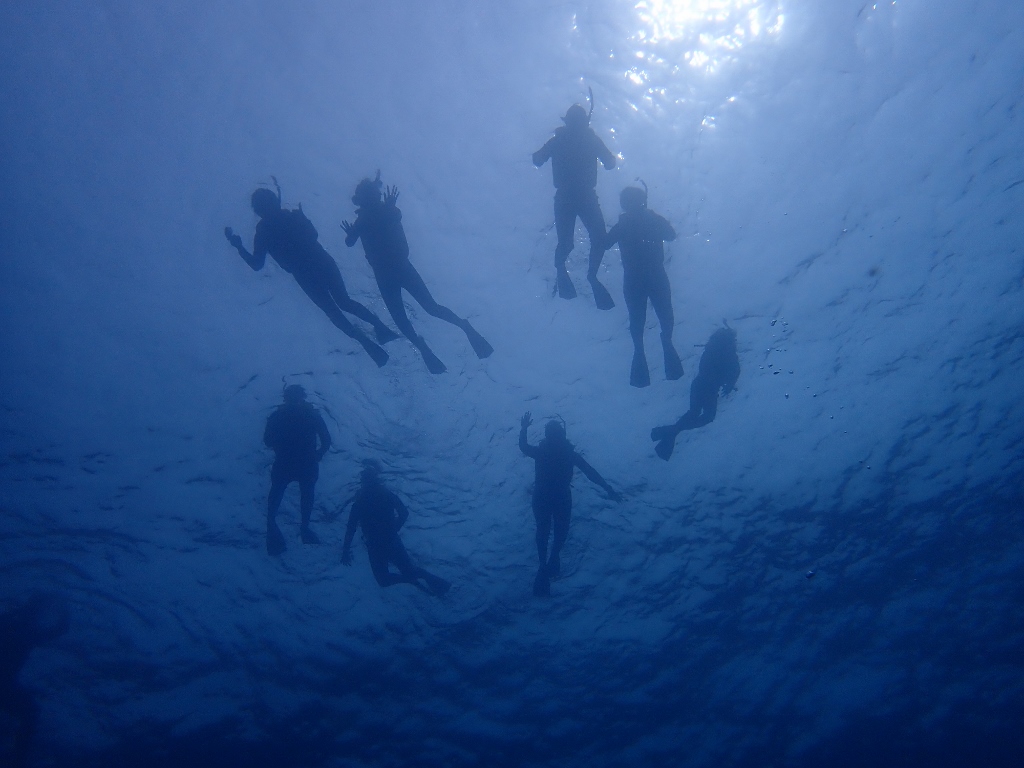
[606,184,684,388]
[651,327,740,460]
[225,181,397,367]
[532,90,617,310]
[519,412,620,597]
[343,173,493,374]
[0,594,69,768]
[264,384,330,555]
[342,461,451,596]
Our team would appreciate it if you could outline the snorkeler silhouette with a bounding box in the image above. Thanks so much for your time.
[605,185,684,388]
[263,384,330,555]
[225,180,396,366]
[0,594,68,768]
[651,327,740,460]
[342,173,493,374]
[532,90,617,309]
[342,460,451,596]
[519,412,620,597]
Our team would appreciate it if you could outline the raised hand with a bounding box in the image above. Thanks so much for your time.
[521,411,532,429]
[224,226,243,249]
[341,220,354,237]
[384,185,400,206]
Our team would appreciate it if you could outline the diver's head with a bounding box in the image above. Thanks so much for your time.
[352,177,382,207]
[544,419,567,442]
[620,186,647,213]
[251,187,280,218]
[709,327,737,350]
[562,104,589,130]
[283,384,306,404]
[360,459,382,484]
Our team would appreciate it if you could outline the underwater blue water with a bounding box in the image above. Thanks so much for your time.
[1,0,1023,765]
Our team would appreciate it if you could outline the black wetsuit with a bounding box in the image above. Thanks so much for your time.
[519,428,613,593]
[344,478,448,593]
[606,207,683,386]
[344,196,491,372]
[652,330,740,459]
[0,602,66,768]
[533,125,617,303]
[264,401,331,542]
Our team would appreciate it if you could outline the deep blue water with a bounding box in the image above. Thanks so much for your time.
[2,1,1023,766]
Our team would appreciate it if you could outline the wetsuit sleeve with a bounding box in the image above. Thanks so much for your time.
[344,216,363,247]
[575,452,615,495]
[651,212,676,242]
[519,426,539,458]
[594,134,617,170]
[605,221,621,249]
[392,493,409,531]
[237,225,267,270]
[532,136,556,167]
[315,412,331,461]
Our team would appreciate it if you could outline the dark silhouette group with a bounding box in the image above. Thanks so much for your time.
[224,90,741,600]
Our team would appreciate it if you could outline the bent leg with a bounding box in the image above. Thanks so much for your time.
[323,259,399,343]
[390,539,451,596]
[624,276,651,388]
[266,472,290,555]
[649,268,683,380]
[579,193,614,309]
[401,264,493,359]
[548,502,572,577]
[377,272,446,374]
[294,271,388,367]
[298,471,320,545]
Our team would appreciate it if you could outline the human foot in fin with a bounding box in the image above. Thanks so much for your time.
[556,269,577,300]
[300,525,320,545]
[266,521,286,556]
[463,322,493,359]
[663,338,683,381]
[630,349,651,388]
[546,552,561,579]
[588,274,615,310]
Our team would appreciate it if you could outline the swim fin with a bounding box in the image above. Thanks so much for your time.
[654,435,677,461]
[266,522,286,556]
[589,276,615,310]
[650,424,677,443]
[630,350,651,388]
[556,269,577,299]
[464,323,494,359]
[663,341,683,381]
[423,573,451,597]
[362,338,389,368]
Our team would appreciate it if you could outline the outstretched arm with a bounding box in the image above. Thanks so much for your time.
[575,454,621,501]
[341,218,361,247]
[224,226,266,270]
[532,137,555,167]
[595,135,617,170]
[519,412,538,458]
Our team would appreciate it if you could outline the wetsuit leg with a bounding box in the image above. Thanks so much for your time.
[676,378,718,430]
[553,191,579,299]
[533,501,553,566]
[376,268,447,374]
[648,266,683,380]
[266,465,292,555]
[623,272,651,388]
[293,269,388,367]
[322,258,399,343]
[578,191,614,309]
[399,262,493,358]
[548,499,572,578]
[298,465,320,545]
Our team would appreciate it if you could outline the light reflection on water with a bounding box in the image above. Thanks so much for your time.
[622,0,784,114]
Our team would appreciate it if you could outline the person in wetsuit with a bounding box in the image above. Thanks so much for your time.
[341,461,450,596]
[264,384,331,555]
[519,412,620,597]
[225,186,396,367]
[342,175,493,374]
[0,594,68,768]
[651,327,740,460]
[532,101,617,309]
[606,185,684,388]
